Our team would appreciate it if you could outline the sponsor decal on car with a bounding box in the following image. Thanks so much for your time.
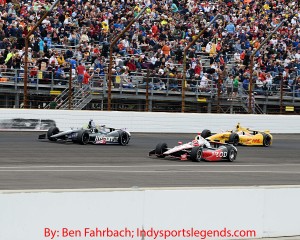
[94,135,117,144]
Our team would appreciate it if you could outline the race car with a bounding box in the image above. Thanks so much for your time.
[149,135,237,162]
[201,123,272,147]
[38,120,131,145]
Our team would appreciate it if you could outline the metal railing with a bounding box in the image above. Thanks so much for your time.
[1,68,300,113]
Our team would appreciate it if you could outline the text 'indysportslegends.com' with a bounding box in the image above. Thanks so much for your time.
[44,227,257,239]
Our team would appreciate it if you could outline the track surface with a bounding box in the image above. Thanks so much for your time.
[0,132,300,190]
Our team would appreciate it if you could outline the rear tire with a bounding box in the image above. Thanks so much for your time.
[47,127,59,141]
[226,145,237,162]
[262,133,272,147]
[155,143,168,158]
[190,147,202,162]
[77,130,90,145]
[118,131,130,146]
[201,129,211,138]
[228,133,239,146]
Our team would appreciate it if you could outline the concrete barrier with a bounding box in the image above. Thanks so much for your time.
[1,186,300,240]
[0,109,300,133]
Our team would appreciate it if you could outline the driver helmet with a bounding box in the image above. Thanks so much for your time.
[192,139,200,146]
[88,119,96,128]
[195,135,211,148]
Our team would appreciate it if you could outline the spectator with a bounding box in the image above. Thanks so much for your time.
[233,76,239,99]
[0,0,299,102]
[76,62,85,88]
[225,74,234,100]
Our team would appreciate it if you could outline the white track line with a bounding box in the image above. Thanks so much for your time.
[0,163,300,169]
[0,169,300,174]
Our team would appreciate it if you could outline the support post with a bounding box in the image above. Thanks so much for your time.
[68,64,72,110]
[280,78,283,114]
[248,20,285,114]
[248,55,254,114]
[107,6,148,111]
[182,14,223,112]
[145,68,150,112]
[23,0,60,109]
[217,71,222,113]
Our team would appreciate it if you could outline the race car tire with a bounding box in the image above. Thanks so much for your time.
[47,126,59,141]
[226,145,237,162]
[261,133,272,147]
[201,129,211,138]
[262,133,272,147]
[190,147,203,162]
[77,130,90,145]
[228,133,239,146]
[155,143,168,158]
[118,131,130,146]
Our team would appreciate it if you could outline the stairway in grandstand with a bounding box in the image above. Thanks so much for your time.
[44,87,92,110]
[215,89,264,114]
[239,89,264,114]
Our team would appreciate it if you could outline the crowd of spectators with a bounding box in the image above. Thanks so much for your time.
[0,0,300,97]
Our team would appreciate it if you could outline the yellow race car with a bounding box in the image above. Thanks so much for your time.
[201,123,272,147]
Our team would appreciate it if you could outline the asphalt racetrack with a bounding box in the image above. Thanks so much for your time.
[0,132,300,190]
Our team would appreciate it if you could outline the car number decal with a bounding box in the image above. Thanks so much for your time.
[214,151,227,158]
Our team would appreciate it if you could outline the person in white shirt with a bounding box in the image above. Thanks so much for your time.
[199,73,209,91]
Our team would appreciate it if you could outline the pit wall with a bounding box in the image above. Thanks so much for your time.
[0,109,300,133]
[1,186,300,240]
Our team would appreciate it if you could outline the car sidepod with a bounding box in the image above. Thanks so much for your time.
[89,130,130,145]
[201,145,236,162]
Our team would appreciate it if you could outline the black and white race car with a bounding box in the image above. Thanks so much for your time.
[39,120,131,145]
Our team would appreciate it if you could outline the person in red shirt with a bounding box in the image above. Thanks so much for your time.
[76,62,86,88]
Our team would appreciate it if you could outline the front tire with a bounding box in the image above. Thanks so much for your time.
[77,130,90,145]
[118,131,130,146]
[201,129,211,138]
[226,145,237,162]
[190,147,203,162]
[155,143,168,158]
[47,126,59,141]
[228,133,239,146]
[262,133,272,147]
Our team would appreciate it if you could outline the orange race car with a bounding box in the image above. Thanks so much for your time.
[201,123,272,147]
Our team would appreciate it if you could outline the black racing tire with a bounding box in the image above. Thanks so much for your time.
[262,133,272,147]
[190,147,203,162]
[47,126,59,141]
[118,131,130,146]
[201,129,211,139]
[77,130,90,145]
[228,133,239,146]
[155,143,168,158]
[226,145,237,162]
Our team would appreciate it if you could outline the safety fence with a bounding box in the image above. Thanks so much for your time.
[1,68,300,114]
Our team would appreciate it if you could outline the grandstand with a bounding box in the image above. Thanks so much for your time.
[0,0,299,114]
